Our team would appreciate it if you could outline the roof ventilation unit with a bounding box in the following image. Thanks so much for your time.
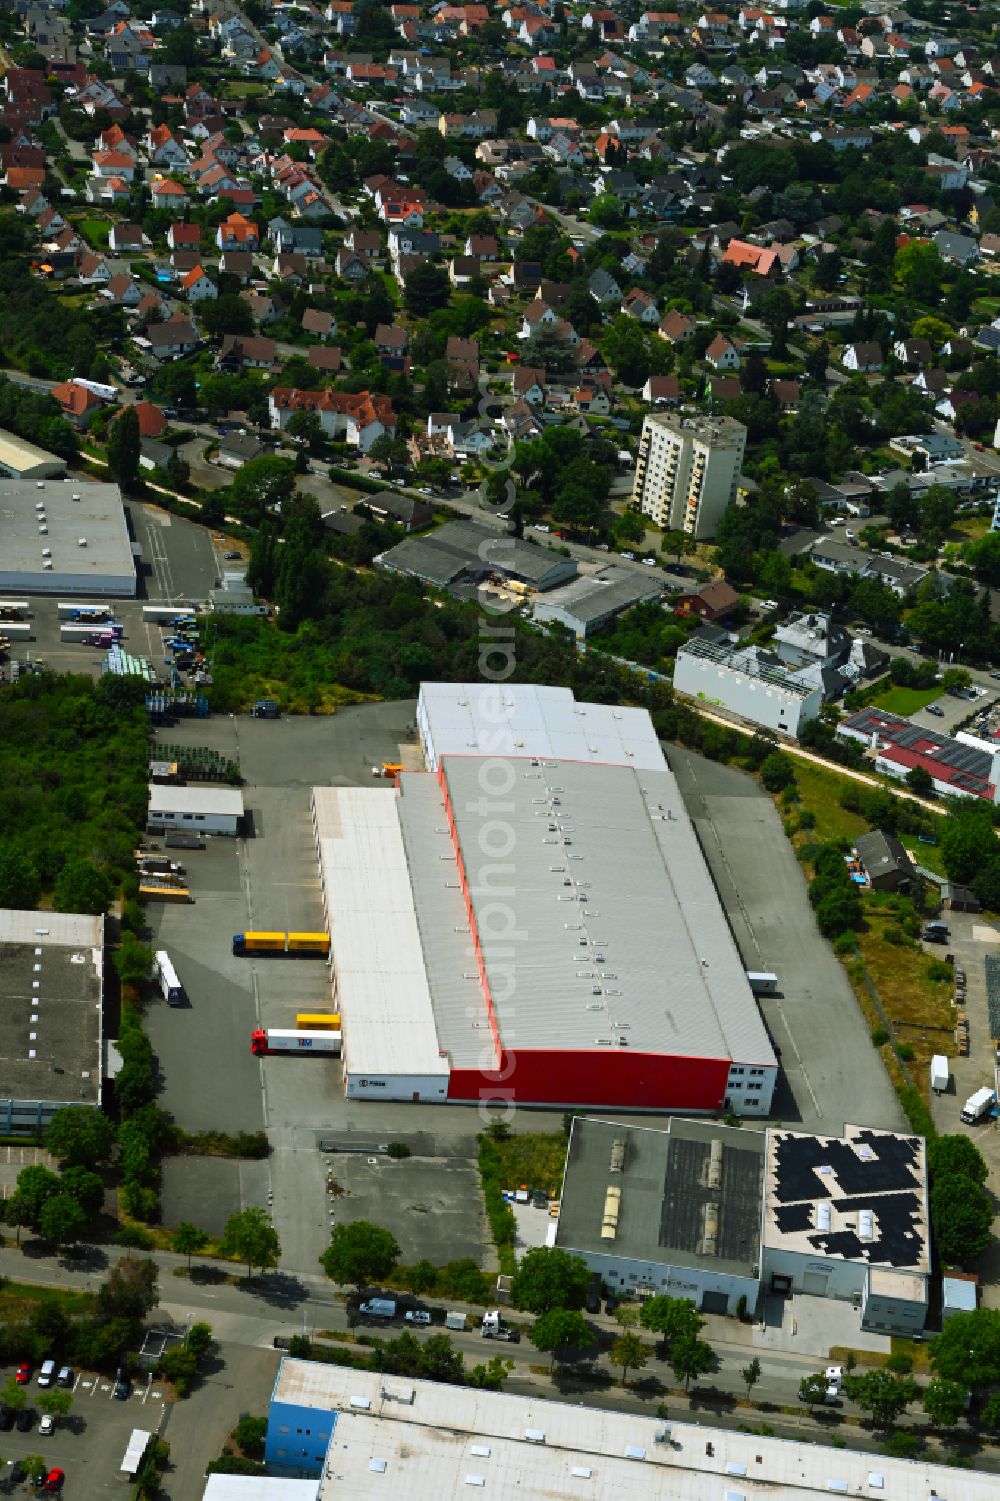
[700,1202,719,1257]
[858,1209,875,1243]
[707,1137,723,1190]
[816,1201,832,1232]
[78,538,87,547]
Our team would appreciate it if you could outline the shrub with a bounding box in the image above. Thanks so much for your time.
[760,752,796,793]
[834,931,857,956]
[883,926,908,947]
[899,1087,936,1140]
[871,1027,890,1047]
[894,1043,915,1062]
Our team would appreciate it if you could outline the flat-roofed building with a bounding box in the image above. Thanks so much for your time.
[556,1116,765,1314]
[0,479,136,596]
[378,520,577,595]
[632,412,746,539]
[311,684,778,1115]
[674,637,822,738]
[0,908,104,1131]
[532,565,663,638]
[147,783,244,835]
[0,428,67,480]
[763,1124,929,1335]
[251,1359,996,1499]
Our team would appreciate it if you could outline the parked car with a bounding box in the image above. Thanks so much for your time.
[926,704,945,717]
[15,1363,30,1385]
[113,1368,131,1401]
[38,1359,55,1387]
[9,1462,25,1484]
[0,1406,14,1430]
[223,551,241,560]
[44,1469,65,1492]
[404,1310,431,1325]
[39,1413,54,1436]
[16,1408,34,1431]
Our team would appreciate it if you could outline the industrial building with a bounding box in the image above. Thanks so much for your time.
[244,1359,995,1501]
[632,413,746,540]
[531,566,662,639]
[554,1117,929,1335]
[0,908,104,1131]
[838,707,1000,802]
[0,428,67,480]
[555,1116,765,1315]
[377,520,577,596]
[673,638,822,738]
[0,479,136,597]
[763,1124,929,1336]
[147,783,244,835]
[311,683,778,1114]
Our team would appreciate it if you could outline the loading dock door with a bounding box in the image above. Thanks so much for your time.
[803,1272,829,1296]
[701,1291,729,1316]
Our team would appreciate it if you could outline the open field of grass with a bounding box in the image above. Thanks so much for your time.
[789,760,868,844]
[855,910,955,1097]
[0,1281,94,1321]
[73,216,111,249]
[491,1131,568,1197]
[870,685,942,716]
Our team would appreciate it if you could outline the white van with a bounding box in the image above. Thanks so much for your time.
[38,1360,56,1388]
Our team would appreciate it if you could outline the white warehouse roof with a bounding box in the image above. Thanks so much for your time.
[265,1362,1000,1501]
[147,785,245,817]
[312,787,449,1084]
[417,682,665,771]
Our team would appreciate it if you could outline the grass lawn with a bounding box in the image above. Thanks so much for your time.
[949,516,991,543]
[0,1281,93,1320]
[870,684,942,716]
[74,216,111,250]
[491,1131,568,1197]
[855,919,955,1091]
[790,760,869,844]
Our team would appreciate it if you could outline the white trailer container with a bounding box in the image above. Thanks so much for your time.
[142,605,197,624]
[931,1055,949,1095]
[60,623,123,642]
[961,1086,995,1124]
[251,1027,342,1056]
[56,600,116,619]
[0,601,29,618]
[0,623,33,638]
[445,1311,466,1331]
[154,951,185,1006]
[747,971,779,996]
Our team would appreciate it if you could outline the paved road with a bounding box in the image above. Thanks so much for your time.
[666,747,905,1136]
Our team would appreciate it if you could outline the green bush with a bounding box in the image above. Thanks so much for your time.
[477,1136,517,1274]
[899,1087,936,1140]
[894,1043,915,1062]
[834,931,858,956]
[871,1027,890,1047]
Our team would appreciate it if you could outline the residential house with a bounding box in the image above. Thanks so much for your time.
[268,387,396,452]
[181,265,217,301]
[706,335,740,371]
[843,341,883,372]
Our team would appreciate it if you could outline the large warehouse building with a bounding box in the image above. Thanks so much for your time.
[0,479,136,597]
[311,683,778,1114]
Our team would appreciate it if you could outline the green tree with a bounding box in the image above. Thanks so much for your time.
[510,1246,591,1315]
[930,1175,993,1265]
[186,1322,213,1359]
[229,456,296,527]
[172,1222,208,1271]
[798,1373,829,1411]
[669,1333,713,1390]
[46,1107,115,1168]
[529,1308,592,1372]
[59,1166,104,1221]
[36,1389,72,1425]
[893,241,944,305]
[639,1295,704,1356]
[97,1258,159,1323]
[0,848,40,909]
[287,409,323,449]
[319,1220,400,1291]
[158,1344,199,1396]
[114,935,154,988]
[843,1369,916,1429]
[220,1207,281,1280]
[39,1194,88,1248]
[106,406,141,487]
[940,803,998,885]
[928,1135,988,1186]
[10,1164,60,1229]
[741,1356,762,1401]
[52,859,112,915]
[0,1380,25,1414]
[760,752,796,793]
[234,1415,267,1458]
[965,532,1000,588]
[30,1299,70,1349]
[404,1260,437,1296]
[922,1378,968,1428]
[404,262,451,317]
[610,1330,649,1386]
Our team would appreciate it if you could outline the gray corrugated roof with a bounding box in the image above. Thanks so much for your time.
[409,756,775,1066]
[533,566,662,623]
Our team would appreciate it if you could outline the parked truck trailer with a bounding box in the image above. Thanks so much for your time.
[250,1028,342,1056]
[961,1086,995,1124]
[233,931,330,957]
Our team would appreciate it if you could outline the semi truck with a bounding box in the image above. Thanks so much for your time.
[154,951,185,1006]
[250,1028,342,1056]
[296,1012,341,1030]
[961,1086,996,1124]
[142,606,196,624]
[232,931,330,957]
[60,623,123,642]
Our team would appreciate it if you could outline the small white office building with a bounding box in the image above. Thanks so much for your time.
[147,784,244,835]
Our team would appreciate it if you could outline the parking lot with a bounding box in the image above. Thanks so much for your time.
[0,498,241,683]
[322,1154,486,1268]
[0,1362,166,1499]
[665,746,905,1136]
